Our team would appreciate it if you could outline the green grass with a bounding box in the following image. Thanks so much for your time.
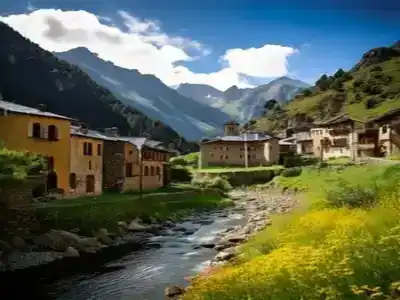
[35,187,231,235]
[194,165,283,174]
[184,164,400,300]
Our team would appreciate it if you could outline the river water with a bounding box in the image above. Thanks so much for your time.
[41,210,245,300]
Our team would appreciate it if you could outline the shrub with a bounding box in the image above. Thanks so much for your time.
[191,174,232,191]
[170,167,192,182]
[325,179,378,208]
[283,155,302,168]
[281,167,302,177]
[169,156,187,166]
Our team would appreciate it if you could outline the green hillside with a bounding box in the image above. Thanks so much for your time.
[254,41,400,132]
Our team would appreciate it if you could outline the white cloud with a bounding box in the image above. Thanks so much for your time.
[0,9,297,91]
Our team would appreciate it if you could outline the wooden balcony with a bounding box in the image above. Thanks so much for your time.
[329,127,351,136]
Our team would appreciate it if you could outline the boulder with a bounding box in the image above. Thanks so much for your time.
[63,246,80,258]
[165,285,185,298]
[214,249,236,262]
[95,228,114,245]
[11,236,27,250]
[214,241,235,251]
[199,242,215,249]
[128,219,147,232]
[226,234,247,244]
[117,221,129,230]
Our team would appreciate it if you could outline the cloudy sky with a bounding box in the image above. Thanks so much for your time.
[0,0,399,91]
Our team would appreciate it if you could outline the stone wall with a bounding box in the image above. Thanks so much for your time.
[103,140,125,192]
[0,175,45,208]
[0,175,44,235]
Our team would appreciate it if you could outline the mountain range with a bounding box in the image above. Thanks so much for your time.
[177,77,310,123]
[0,21,310,145]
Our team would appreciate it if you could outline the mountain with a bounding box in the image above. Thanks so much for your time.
[176,77,309,123]
[253,41,400,132]
[56,48,232,140]
[0,22,196,152]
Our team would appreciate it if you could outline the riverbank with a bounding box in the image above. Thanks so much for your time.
[0,187,231,279]
[182,164,400,300]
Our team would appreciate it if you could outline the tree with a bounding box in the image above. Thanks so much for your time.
[302,89,312,97]
[264,99,278,111]
[315,74,332,91]
[333,68,345,79]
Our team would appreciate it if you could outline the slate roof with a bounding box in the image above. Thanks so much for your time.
[201,133,274,144]
[70,126,117,141]
[119,137,173,153]
[0,100,74,121]
[369,108,400,123]
[314,113,363,126]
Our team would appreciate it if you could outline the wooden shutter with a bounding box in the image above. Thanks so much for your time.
[28,121,33,137]
[43,126,49,139]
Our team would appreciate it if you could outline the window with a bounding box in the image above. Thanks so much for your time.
[225,155,228,159]
[210,153,214,157]
[88,160,92,170]
[220,147,223,150]
[240,155,243,158]
[225,147,229,151]
[382,125,388,134]
[83,142,93,156]
[150,166,155,176]
[144,166,149,176]
[125,163,133,177]
[32,123,41,138]
[220,155,223,159]
[69,173,77,189]
[48,125,59,141]
[248,154,250,159]
[47,156,54,170]
[156,166,161,175]
[97,144,102,156]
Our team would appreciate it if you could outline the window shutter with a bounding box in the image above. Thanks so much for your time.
[43,126,49,139]
[28,121,33,137]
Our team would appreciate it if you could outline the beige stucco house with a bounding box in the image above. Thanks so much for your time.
[199,121,279,167]
[313,114,380,160]
[371,108,400,157]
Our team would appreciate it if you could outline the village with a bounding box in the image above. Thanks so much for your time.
[199,110,400,168]
[0,99,174,201]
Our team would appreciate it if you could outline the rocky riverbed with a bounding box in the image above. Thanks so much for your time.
[0,188,298,300]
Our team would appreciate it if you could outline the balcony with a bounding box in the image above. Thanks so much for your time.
[329,127,351,136]
[358,138,377,150]
[295,132,312,141]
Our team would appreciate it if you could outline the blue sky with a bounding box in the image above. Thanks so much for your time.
[0,0,399,89]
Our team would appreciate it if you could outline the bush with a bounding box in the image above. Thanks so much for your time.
[281,167,302,177]
[283,155,302,168]
[169,156,187,166]
[191,174,232,192]
[325,179,378,208]
[169,152,199,167]
[170,167,192,182]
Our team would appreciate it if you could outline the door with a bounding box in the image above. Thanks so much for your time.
[47,171,58,191]
[86,175,95,193]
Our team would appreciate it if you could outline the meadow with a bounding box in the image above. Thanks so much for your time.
[184,164,400,300]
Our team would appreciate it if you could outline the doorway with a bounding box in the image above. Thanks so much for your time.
[47,171,58,191]
[86,175,95,193]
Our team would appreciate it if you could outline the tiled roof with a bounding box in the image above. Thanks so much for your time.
[314,113,363,126]
[0,100,74,120]
[369,108,400,123]
[201,133,274,144]
[70,126,117,141]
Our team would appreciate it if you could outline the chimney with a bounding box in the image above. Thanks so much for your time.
[36,104,46,111]
[104,127,119,137]
[79,122,89,134]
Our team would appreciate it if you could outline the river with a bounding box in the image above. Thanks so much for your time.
[38,210,246,300]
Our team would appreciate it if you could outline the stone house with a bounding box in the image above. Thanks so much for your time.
[370,108,400,157]
[69,124,114,197]
[0,100,73,193]
[313,113,380,160]
[199,121,279,167]
[102,128,171,192]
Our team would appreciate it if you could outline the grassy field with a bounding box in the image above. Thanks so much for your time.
[35,185,231,235]
[194,165,283,173]
[184,164,400,300]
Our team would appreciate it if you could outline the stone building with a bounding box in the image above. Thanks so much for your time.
[199,121,279,167]
[371,108,400,157]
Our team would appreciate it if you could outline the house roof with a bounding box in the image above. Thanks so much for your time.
[369,108,400,123]
[70,126,117,141]
[279,136,296,146]
[119,136,173,153]
[201,133,274,144]
[314,113,363,126]
[224,120,240,125]
[0,100,74,121]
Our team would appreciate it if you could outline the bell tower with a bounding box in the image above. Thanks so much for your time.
[224,121,240,136]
